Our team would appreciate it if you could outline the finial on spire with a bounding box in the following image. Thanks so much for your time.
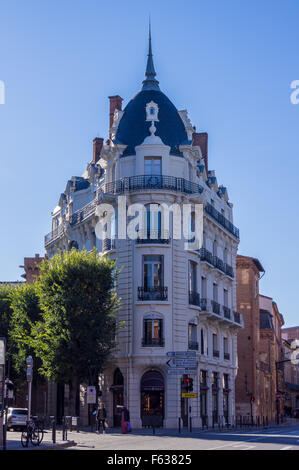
[142,20,160,91]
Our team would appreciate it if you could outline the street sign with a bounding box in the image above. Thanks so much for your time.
[181,393,198,398]
[276,393,282,399]
[87,386,97,404]
[167,358,197,369]
[167,351,196,357]
[167,369,197,375]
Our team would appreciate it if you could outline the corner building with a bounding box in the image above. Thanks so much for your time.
[45,33,243,428]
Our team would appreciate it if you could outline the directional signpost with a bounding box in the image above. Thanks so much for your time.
[166,352,197,375]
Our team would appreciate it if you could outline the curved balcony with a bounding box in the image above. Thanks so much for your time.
[189,291,201,307]
[103,175,204,195]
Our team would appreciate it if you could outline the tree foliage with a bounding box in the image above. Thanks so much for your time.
[32,249,119,388]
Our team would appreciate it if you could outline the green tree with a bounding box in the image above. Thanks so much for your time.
[9,283,43,380]
[32,248,119,414]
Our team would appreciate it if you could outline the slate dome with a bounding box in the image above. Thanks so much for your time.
[113,27,190,157]
[114,89,190,157]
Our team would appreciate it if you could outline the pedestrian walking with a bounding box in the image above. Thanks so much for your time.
[121,405,131,434]
[96,403,107,434]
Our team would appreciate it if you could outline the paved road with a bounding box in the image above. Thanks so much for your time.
[6,424,299,451]
[69,425,299,451]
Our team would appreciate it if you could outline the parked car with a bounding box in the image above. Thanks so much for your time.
[6,408,28,431]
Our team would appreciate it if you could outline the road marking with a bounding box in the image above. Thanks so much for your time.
[280,446,293,450]
[233,444,256,450]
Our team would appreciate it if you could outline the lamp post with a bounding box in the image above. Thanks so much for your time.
[0,338,6,450]
[26,356,33,422]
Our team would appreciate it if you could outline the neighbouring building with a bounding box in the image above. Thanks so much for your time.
[44,30,243,428]
[235,254,285,422]
[19,253,45,284]
[282,327,299,416]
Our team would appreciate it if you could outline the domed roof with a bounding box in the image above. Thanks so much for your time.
[113,27,190,157]
[114,89,190,157]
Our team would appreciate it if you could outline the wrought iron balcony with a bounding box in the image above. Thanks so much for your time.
[188,341,199,351]
[103,238,116,252]
[223,306,231,320]
[233,311,241,324]
[199,248,213,265]
[138,286,168,301]
[142,337,165,347]
[45,225,64,246]
[103,175,204,195]
[136,230,170,244]
[213,256,225,272]
[70,200,96,225]
[213,350,220,358]
[211,300,221,315]
[224,352,230,360]
[205,203,240,239]
[200,298,208,311]
[224,263,234,278]
[189,291,200,307]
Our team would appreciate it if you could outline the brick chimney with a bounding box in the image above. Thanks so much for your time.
[192,132,208,172]
[109,95,123,131]
[92,137,104,164]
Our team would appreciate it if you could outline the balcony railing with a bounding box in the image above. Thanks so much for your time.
[103,238,116,252]
[205,203,240,239]
[211,300,221,315]
[103,175,204,195]
[233,311,241,324]
[142,337,165,347]
[45,225,64,246]
[223,306,231,320]
[189,291,200,307]
[136,230,170,244]
[188,341,199,351]
[224,352,230,360]
[138,286,168,301]
[200,298,208,311]
[213,350,220,358]
[224,263,234,278]
[70,200,96,225]
[199,249,234,278]
[199,248,214,265]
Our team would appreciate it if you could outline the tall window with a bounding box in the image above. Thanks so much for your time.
[143,255,163,290]
[201,328,205,355]
[188,261,197,293]
[223,337,229,360]
[145,204,162,239]
[145,157,162,176]
[223,289,228,307]
[188,323,198,350]
[143,316,164,346]
[213,333,219,357]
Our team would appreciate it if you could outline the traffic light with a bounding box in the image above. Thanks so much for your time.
[250,395,255,402]
[186,377,193,392]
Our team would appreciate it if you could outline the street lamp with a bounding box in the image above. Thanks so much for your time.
[0,338,6,450]
[26,356,33,422]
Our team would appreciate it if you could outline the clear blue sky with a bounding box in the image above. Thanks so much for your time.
[0,0,298,327]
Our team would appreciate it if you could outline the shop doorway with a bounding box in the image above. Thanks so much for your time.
[141,371,164,427]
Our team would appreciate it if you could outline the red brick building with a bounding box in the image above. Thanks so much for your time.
[19,253,45,284]
[235,255,285,422]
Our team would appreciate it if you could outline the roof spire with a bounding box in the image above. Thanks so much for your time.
[142,20,160,91]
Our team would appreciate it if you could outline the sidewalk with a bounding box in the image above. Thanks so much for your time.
[5,418,298,450]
